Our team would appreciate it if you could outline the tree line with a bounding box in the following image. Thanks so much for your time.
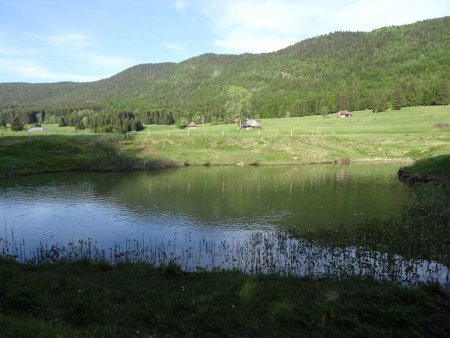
[0,17,449,130]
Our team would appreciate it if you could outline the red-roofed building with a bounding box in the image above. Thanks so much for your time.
[338,110,352,118]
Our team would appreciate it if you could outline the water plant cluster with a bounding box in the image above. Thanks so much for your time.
[2,226,448,288]
[294,184,450,266]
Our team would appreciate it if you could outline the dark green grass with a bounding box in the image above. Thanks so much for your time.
[0,258,449,337]
[0,135,177,178]
[404,154,450,177]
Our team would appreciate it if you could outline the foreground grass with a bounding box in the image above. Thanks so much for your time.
[0,106,449,178]
[0,258,449,337]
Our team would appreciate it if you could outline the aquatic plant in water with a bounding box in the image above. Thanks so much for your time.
[1,228,448,287]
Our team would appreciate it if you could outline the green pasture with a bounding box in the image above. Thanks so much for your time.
[145,105,450,138]
[0,106,449,176]
[127,106,450,165]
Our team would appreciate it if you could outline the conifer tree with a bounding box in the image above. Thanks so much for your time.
[10,117,24,131]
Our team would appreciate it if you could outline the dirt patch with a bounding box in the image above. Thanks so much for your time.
[434,122,450,129]
[139,147,155,153]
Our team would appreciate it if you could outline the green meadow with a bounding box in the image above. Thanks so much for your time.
[1,106,449,178]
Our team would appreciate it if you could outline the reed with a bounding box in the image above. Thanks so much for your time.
[1,228,448,287]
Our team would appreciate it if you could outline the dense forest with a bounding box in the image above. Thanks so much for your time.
[0,17,449,130]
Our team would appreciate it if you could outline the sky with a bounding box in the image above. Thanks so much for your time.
[0,0,449,83]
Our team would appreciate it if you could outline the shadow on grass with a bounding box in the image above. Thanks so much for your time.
[0,134,179,178]
[398,154,450,188]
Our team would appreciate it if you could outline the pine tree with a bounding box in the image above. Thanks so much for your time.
[58,116,66,127]
[392,86,407,110]
[436,81,450,105]
[10,117,24,131]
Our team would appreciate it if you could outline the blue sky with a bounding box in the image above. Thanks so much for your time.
[1,0,448,83]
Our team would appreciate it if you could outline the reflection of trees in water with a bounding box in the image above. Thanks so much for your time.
[336,169,349,182]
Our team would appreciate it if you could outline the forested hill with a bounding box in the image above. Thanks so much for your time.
[1,16,449,124]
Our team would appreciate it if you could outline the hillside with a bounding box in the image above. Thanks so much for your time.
[0,17,449,124]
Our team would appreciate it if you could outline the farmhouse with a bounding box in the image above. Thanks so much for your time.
[338,110,352,118]
[241,119,262,129]
[187,121,198,129]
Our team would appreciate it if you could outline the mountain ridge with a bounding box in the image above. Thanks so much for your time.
[0,16,449,122]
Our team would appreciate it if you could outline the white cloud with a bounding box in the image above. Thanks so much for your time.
[200,0,450,53]
[174,0,187,11]
[0,31,134,82]
[0,57,102,82]
[24,32,92,49]
[22,32,135,75]
[0,58,59,80]
[164,42,185,52]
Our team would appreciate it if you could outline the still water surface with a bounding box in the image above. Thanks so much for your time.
[1,164,448,285]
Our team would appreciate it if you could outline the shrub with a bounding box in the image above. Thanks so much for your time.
[177,117,189,129]
[10,117,24,131]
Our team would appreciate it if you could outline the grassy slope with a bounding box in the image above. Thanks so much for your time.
[0,106,449,177]
[402,155,450,177]
[0,259,449,337]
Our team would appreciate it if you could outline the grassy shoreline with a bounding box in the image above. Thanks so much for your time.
[1,258,449,337]
[1,106,449,179]
[398,155,450,187]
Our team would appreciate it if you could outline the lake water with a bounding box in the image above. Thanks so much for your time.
[1,164,448,286]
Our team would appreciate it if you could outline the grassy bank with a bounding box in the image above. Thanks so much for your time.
[1,258,449,337]
[398,154,450,188]
[0,106,449,177]
[0,134,178,178]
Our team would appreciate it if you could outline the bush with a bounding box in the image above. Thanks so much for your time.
[10,117,24,131]
[58,117,67,127]
[177,117,189,129]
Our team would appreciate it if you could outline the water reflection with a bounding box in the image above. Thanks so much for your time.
[2,164,446,286]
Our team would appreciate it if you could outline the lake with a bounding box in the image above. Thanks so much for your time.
[1,163,448,286]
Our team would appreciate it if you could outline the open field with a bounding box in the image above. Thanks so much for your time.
[0,106,449,177]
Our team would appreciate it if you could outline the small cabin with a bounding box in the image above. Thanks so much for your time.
[187,121,198,129]
[241,119,262,129]
[338,110,352,118]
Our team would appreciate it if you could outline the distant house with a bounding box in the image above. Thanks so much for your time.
[338,110,352,118]
[241,119,262,129]
[187,121,198,129]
